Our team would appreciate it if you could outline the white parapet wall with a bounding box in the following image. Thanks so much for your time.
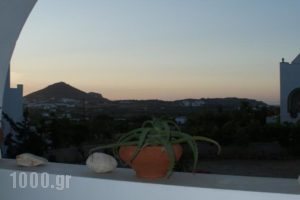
[0,159,299,200]
[0,0,37,126]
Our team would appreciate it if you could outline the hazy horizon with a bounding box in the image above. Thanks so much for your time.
[23,81,278,106]
[10,0,300,105]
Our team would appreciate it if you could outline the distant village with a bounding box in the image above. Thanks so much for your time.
[23,82,275,123]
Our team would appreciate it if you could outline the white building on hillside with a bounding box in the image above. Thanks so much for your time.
[3,66,23,122]
[1,66,24,157]
[280,54,300,123]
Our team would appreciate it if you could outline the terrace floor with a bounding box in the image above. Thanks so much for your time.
[0,158,299,200]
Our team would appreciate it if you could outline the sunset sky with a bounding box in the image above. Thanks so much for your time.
[9,0,300,105]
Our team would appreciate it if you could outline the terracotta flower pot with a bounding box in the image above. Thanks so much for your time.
[119,144,183,179]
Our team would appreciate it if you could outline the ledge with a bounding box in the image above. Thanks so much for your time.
[0,159,299,200]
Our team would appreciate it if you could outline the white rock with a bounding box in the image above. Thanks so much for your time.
[86,152,117,173]
[16,153,48,167]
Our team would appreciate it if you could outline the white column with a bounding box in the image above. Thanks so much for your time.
[0,0,37,127]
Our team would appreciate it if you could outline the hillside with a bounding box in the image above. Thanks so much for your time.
[175,97,267,108]
[24,82,268,111]
[24,82,109,103]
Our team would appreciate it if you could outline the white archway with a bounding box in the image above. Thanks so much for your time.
[0,0,37,128]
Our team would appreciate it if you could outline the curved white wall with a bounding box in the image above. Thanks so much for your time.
[0,0,37,127]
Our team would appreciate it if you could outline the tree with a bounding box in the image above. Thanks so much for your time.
[3,112,48,157]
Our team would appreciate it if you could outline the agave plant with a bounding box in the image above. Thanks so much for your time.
[91,118,221,177]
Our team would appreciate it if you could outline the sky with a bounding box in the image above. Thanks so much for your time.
[9,0,300,105]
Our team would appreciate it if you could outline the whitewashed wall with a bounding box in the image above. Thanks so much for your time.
[0,159,299,200]
[0,0,37,127]
[280,56,300,123]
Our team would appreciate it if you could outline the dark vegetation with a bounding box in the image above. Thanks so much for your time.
[4,100,300,171]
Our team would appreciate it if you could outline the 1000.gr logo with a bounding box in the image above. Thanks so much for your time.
[10,172,71,190]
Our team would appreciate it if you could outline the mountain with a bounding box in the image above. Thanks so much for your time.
[24,82,268,110]
[24,82,109,103]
